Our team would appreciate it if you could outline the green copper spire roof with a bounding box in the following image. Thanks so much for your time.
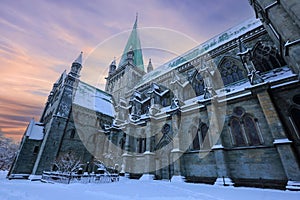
[118,14,144,71]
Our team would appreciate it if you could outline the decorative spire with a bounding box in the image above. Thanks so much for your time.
[74,51,83,65]
[70,51,83,78]
[147,58,153,73]
[238,39,250,55]
[118,14,144,71]
[112,56,116,66]
[109,57,117,75]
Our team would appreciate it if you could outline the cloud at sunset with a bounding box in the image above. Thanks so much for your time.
[0,0,254,141]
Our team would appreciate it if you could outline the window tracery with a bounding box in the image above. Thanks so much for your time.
[252,41,286,72]
[218,57,246,85]
[229,107,263,147]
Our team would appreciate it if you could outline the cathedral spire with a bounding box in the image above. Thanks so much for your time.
[147,58,153,73]
[118,14,144,71]
[70,51,83,78]
[74,51,83,65]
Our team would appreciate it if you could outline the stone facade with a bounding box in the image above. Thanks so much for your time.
[8,1,300,190]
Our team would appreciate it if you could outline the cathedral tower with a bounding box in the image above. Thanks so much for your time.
[105,15,146,104]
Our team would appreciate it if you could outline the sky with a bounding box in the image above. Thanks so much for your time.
[0,0,255,142]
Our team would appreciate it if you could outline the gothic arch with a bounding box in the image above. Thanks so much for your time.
[191,71,205,96]
[218,56,247,86]
[190,121,209,150]
[289,94,300,140]
[252,41,286,72]
[229,116,246,147]
[242,114,261,145]
[229,107,263,147]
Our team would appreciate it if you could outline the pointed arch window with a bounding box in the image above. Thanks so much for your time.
[137,138,146,153]
[191,126,200,150]
[191,122,209,150]
[70,129,75,139]
[200,123,210,149]
[243,115,260,145]
[229,107,263,147]
[289,94,300,140]
[230,117,246,146]
[218,57,247,86]
[191,72,205,96]
[252,41,286,72]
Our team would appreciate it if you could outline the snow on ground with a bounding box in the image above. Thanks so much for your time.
[0,171,299,200]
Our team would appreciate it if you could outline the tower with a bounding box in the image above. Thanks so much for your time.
[30,52,86,177]
[105,15,146,104]
[118,14,144,70]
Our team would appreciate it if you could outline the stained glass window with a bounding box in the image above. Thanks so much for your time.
[252,42,286,72]
[243,115,260,145]
[218,57,246,85]
[229,107,263,147]
[230,118,246,146]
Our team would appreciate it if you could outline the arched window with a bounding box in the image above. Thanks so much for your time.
[70,129,75,139]
[119,135,126,150]
[191,126,200,150]
[191,122,209,150]
[191,72,205,96]
[218,57,247,85]
[243,114,260,145]
[137,138,146,153]
[230,117,246,146]
[200,123,210,149]
[290,108,300,138]
[252,41,286,72]
[287,94,300,140]
[229,107,263,147]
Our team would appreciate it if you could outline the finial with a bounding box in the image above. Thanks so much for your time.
[111,56,116,66]
[133,13,138,29]
[74,51,83,65]
[147,58,153,73]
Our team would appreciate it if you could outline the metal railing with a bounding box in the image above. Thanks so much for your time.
[41,171,119,184]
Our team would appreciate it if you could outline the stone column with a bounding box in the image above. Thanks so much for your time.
[212,144,233,186]
[206,99,233,186]
[252,84,300,190]
[170,112,185,182]
[140,123,156,181]
[121,125,133,178]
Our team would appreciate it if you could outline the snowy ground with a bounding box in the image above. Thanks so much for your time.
[0,172,299,200]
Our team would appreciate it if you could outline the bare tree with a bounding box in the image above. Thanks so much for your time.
[52,152,82,173]
[0,132,18,170]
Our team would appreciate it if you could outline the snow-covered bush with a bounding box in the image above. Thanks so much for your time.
[52,152,82,173]
[0,133,18,170]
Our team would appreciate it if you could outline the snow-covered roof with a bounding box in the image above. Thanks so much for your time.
[136,17,262,87]
[73,81,115,117]
[182,66,296,105]
[25,119,44,140]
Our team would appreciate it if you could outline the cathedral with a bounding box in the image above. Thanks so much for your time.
[8,0,300,190]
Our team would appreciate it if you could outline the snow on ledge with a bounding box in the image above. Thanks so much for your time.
[171,176,186,183]
[171,148,183,153]
[212,144,224,150]
[29,175,42,181]
[139,174,155,181]
[286,181,300,191]
[25,119,44,140]
[143,151,155,155]
[214,178,234,186]
[273,138,292,145]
